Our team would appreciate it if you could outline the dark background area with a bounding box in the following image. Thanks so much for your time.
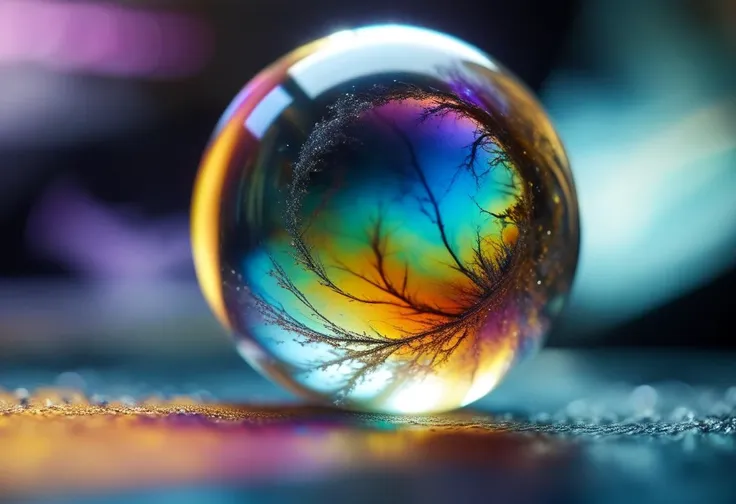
[0,0,734,366]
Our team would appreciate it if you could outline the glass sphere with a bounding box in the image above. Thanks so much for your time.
[192,25,579,414]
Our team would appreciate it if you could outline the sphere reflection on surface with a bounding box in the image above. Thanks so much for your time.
[192,25,579,413]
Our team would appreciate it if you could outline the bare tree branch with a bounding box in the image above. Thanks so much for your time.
[243,77,534,398]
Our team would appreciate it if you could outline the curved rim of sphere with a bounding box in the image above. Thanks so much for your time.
[192,24,579,414]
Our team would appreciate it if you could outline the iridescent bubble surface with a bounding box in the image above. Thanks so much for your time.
[192,25,579,414]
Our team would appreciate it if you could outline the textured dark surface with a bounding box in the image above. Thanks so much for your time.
[1,349,735,503]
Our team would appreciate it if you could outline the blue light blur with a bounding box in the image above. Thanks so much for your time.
[542,0,736,334]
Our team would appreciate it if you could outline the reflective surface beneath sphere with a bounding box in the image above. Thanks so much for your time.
[192,25,579,413]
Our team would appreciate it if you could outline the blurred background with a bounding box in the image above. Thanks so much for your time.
[0,0,734,368]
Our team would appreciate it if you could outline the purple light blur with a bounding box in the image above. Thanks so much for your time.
[0,0,212,78]
[26,181,193,280]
